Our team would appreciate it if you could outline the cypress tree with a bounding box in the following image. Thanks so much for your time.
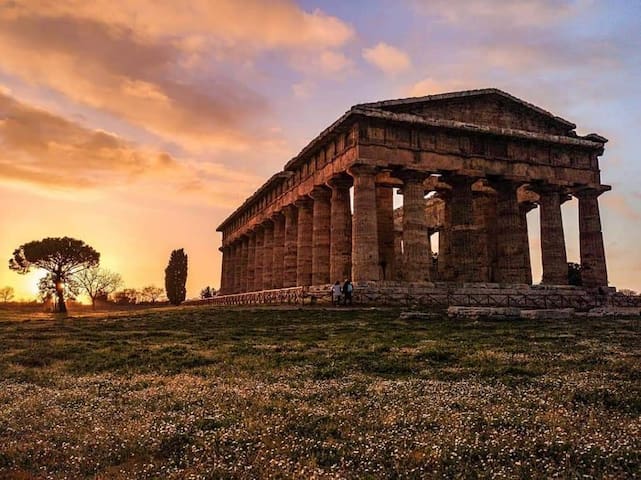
[165,248,188,305]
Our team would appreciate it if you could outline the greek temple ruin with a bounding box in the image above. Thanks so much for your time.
[215,89,610,304]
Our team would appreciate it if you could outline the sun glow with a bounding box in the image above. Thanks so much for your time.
[10,270,43,301]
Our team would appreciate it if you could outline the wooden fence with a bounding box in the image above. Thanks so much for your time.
[186,288,641,311]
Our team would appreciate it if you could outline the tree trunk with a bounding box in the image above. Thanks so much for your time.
[55,280,67,314]
[57,289,67,313]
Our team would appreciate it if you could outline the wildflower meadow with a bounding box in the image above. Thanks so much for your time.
[0,307,639,478]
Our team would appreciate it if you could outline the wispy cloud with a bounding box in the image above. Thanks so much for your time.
[401,0,639,114]
[0,91,262,206]
[363,43,412,75]
[601,193,641,221]
[411,0,584,26]
[0,1,355,152]
[406,77,477,97]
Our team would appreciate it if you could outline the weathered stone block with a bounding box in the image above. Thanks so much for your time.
[520,308,575,320]
[399,312,442,321]
[447,306,522,321]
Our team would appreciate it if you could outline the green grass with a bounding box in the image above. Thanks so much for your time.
[0,306,640,478]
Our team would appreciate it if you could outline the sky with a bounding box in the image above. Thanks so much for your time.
[0,0,640,300]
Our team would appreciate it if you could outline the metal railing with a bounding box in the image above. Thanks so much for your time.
[186,287,640,311]
[195,287,307,306]
[359,292,603,310]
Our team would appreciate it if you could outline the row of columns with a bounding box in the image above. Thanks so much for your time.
[220,174,354,294]
[220,167,608,293]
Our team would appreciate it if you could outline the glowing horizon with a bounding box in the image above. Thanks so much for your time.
[1,1,640,300]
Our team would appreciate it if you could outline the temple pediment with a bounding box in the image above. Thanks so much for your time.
[357,88,577,137]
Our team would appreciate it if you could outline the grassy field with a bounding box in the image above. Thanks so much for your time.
[0,306,639,479]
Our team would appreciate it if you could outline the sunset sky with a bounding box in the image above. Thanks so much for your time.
[1,0,640,300]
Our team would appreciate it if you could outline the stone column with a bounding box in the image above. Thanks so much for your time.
[397,170,431,282]
[576,187,608,287]
[328,175,352,283]
[534,185,568,284]
[239,236,249,293]
[472,189,497,283]
[226,243,234,293]
[271,213,285,289]
[247,232,256,292]
[219,246,228,294]
[283,205,299,287]
[393,229,403,281]
[226,245,234,293]
[437,190,452,280]
[262,220,274,290]
[233,241,242,293]
[491,179,530,284]
[348,164,380,282]
[519,202,535,285]
[253,226,264,291]
[311,186,332,285]
[295,197,314,286]
[444,175,481,282]
[376,185,396,280]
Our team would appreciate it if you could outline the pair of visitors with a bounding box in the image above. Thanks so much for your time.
[331,281,342,305]
[342,279,353,305]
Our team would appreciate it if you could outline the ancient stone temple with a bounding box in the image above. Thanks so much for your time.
[216,89,610,300]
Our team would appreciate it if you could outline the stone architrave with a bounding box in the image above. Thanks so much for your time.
[239,236,249,292]
[310,186,332,285]
[246,232,256,292]
[271,213,286,289]
[444,175,482,282]
[295,197,314,286]
[262,220,275,290]
[348,164,380,282]
[328,175,352,283]
[376,184,396,281]
[282,205,298,287]
[253,226,264,291]
[396,169,431,282]
[488,179,530,283]
[533,184,568,284]
[576,187,609,287]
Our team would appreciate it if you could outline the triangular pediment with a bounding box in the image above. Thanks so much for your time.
[357,89,576,136]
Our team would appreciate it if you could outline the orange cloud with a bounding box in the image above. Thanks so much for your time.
[0,91,176,185]
[406,77,478,97]
[0,1,354,152]
[0,91,262,207]
[362,43,412,75]
[0,15,268,152]
[3,1,354,53]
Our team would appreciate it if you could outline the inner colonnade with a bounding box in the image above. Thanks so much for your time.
[217,89,610,294]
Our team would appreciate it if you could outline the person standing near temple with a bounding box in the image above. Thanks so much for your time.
[331,281,342,305]
[342,279,353,305]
